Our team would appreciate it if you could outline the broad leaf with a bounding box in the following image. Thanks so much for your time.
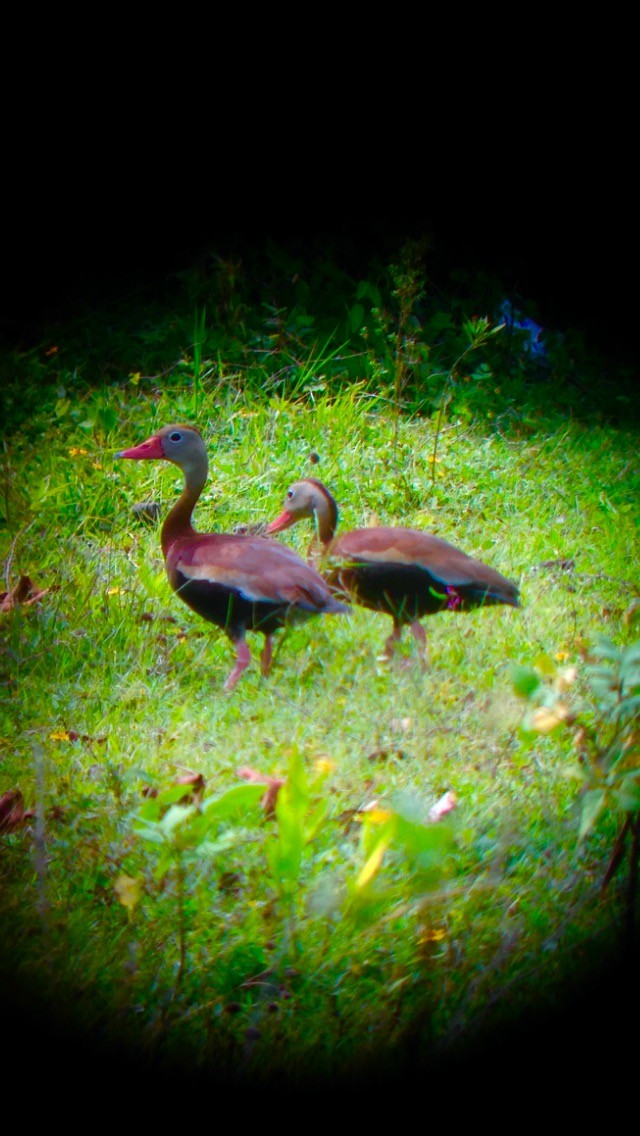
[579,789,607,839]
[356,833,393,889]
[589,637,622,664]
[511,665,542,699]
[200,782,265,822]
[613,773,640,813]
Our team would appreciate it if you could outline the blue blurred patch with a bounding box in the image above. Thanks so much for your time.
[498,299,547,359]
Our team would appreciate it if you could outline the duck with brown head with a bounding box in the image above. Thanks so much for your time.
[115,428,347,691]
[266,477,520,668]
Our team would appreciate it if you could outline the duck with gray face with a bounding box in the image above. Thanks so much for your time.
[267,477,520,669]
[115,425,347,691]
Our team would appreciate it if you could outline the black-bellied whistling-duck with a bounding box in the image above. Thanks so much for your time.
[266,478,520,667]
[115,427,347,691]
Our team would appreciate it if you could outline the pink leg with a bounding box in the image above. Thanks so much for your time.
[260,634,274,676]
[224,638,252,692]
[409,620,429,669]
[381,622,402,661]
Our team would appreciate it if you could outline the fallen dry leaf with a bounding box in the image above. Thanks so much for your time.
[237,766,285,818]
[261,780,285,818]
[367,748,405,763]
[175,771,206,802]
[428,790,458,822]
[0,788,35,832]
[175,771,205,789]
[48,730,106,746]
[336,807,360,832]
[530,703,573,733]
[236,766,267,784]
[0,575,56,613]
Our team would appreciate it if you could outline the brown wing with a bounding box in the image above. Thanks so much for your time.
[333,527,518,595]
[168,533,345,610]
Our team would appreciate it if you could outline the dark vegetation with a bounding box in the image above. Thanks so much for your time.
[3,222,637,438]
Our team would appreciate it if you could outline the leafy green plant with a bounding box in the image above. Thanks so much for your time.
[347,791,457,921]
[266,748,329,951]
[130,780,265,992]
[512,617,640,948]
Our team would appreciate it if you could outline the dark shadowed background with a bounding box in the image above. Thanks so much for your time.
[2,160,636,371]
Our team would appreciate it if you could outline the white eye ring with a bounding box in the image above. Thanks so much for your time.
[168,431,182,443]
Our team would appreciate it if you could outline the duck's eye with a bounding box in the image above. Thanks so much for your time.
[286,490,294,500]
[168,431,182,443]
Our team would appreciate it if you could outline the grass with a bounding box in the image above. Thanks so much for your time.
[1,241,639,1090]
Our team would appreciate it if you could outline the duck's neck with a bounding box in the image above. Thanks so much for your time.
[306,479,339,559]
[161,453,208,557]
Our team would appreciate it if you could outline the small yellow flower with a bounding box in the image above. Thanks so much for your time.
[114,875,143,916]
[107,586,125,596]
[361,806,393,825]
[68,447,88,457]
[419,927,447,944]
[555,650,569,662]
[49,730,71,741]
[315,757,336,774]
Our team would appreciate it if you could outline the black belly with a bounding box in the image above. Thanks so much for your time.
[329,561,496,622]
[173,575,314,641]
[328,562,445,621]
